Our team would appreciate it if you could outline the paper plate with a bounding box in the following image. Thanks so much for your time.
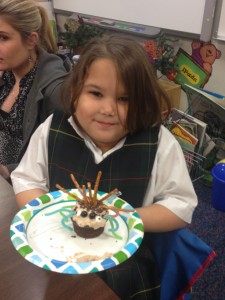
[10,189,144,274]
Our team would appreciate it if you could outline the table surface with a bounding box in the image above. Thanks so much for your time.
[0,176,119,300]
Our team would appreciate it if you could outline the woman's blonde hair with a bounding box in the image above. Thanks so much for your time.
[0,0,57,53]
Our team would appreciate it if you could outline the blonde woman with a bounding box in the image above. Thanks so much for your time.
[0,0,71,180]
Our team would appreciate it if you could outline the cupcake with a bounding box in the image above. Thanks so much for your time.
[56,171,119,239]
[71,201,108,238]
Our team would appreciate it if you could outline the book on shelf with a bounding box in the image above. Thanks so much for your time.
[171,122,198,145]
[184,84,225,111]
[167,108,207,151]
[165,108,208,172]
[172,119,198,137]
[170,121,198,152]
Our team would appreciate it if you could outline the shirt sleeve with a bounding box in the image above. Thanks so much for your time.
[143,125,198,224]
[11,115,53,194]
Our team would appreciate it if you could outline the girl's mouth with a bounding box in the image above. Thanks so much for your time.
[97,121,115,128]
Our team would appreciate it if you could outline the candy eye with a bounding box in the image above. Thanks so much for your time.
[96,216,102,222]
[89,212,96,219]
[81,210,88,218]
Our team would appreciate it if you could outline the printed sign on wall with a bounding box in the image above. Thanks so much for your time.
[173,48,210,88]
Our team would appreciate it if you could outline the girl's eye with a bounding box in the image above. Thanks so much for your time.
[0,35,8,41]
[118,96,128,102]
[90,91,102,98]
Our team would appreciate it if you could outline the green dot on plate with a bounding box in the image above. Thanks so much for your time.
[39,194,51,204]
[18,245,33,257]
[113,251,128,263]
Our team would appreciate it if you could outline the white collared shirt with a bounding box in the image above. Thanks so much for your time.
[11,114,198,223]
[68,117,126,164]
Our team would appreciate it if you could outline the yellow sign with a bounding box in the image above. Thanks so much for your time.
[174,48,209,88]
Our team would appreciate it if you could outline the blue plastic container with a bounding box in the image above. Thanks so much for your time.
[212,162,225,211]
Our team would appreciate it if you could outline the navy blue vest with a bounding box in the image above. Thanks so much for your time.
[48,111,159,208]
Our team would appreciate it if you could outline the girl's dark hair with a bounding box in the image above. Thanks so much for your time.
[63,34,171,133]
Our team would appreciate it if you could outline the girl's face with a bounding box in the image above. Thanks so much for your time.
[75,58,129,154]
[0,18,35,72]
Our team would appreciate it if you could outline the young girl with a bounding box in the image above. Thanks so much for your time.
[11,35,197,299]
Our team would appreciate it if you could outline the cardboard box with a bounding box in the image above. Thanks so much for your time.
[158,79,181,110]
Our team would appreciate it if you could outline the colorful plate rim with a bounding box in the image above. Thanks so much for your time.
[10,189,144,274]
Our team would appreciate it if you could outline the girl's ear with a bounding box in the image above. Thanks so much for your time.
[26,32,39,49]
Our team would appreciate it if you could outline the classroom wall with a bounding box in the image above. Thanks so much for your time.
[52,0,211,38]
[56,11,225,109]
[54,7,225,112]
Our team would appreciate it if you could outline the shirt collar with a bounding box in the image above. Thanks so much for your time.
[67,116,126,164]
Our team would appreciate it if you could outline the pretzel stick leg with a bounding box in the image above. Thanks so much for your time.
[93,171,102,202]
[87,182,92,206]
[70,174,83,193]
[87,182,92,198]
[55,184,82,202]
[82,185,88,205]
[98,189,119,204]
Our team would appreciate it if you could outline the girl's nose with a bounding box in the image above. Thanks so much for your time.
[100,99,116,116]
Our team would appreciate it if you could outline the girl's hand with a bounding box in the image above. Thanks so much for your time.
[136,204,188,232]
